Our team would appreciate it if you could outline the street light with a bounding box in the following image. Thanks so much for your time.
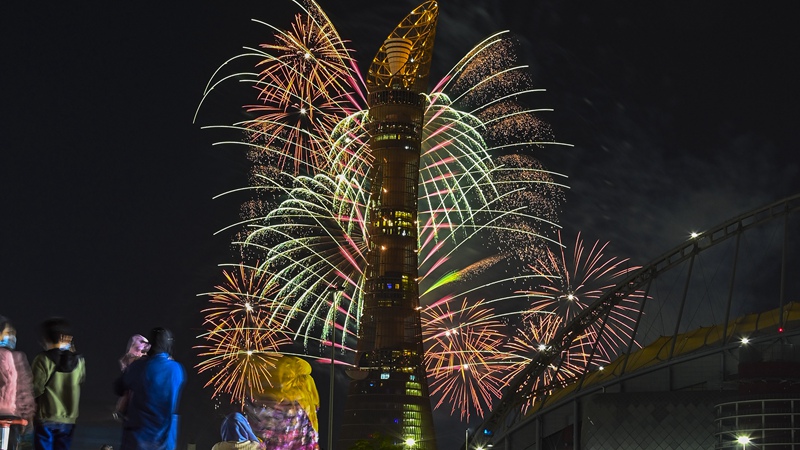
[737,435,751,449]
[326,285,344,450]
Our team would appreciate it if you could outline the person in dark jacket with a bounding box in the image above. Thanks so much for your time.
[115,327,185,450]
[31,318,86,450]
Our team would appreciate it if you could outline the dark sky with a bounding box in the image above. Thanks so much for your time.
[2,1,799,449]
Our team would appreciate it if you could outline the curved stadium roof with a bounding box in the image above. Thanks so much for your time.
[538,301,800,409]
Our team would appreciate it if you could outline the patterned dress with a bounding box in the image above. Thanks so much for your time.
[245,400,319,450]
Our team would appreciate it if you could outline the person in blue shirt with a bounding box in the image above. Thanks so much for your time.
[115,328,185,450]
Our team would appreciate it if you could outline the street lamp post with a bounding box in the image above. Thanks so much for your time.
[327,286,343,450]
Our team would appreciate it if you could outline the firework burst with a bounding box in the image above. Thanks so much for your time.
[197,1,572,421]
[197,0,366,176]
[422,298,511,422]
[525,232,643,360]
[196,263,293,403]
[502,232,646,412]
[502,313,588,414]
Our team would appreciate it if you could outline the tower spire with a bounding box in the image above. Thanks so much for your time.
[339,2,439,449]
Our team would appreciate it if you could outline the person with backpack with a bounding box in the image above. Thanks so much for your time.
[31,317,86,450]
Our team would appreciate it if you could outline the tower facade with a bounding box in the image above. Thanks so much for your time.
[339,2,439,449]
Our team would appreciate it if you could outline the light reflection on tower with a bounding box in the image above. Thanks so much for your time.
[339,2,439,449]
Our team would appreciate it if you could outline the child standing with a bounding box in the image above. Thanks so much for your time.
[31,317,86,450]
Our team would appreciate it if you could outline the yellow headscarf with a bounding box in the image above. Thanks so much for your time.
[256,356,320,432]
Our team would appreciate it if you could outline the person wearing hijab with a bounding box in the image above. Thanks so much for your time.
[211,412,261,450]
[113,335,150,422]
[114,327,185,450]
[245,356,320,450]
[119,335,150,372]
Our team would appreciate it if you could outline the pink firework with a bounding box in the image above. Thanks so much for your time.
[504,231,645,412]
[523,231,643,362]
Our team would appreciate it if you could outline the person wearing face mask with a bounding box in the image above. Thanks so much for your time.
[0,316,19,418]
[31,317,86,450]
[114,327,185,450]
[0,317,35,450]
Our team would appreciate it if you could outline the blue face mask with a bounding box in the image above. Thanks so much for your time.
[0,335,16,350]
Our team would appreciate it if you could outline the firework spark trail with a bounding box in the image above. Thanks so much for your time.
[502,313,588,414]
[502,232,647,412]
[196,1,575,419]
[233,62,566,352]
[245,4,367,174]
[423,298,512,422]
[195,264,292,402]
[196,1,365,176]
[525,232,645,359]
[246,174,366,347]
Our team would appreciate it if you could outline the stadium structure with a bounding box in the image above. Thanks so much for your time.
[474,194,800,450]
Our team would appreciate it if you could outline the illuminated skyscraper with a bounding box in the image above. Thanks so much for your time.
[339,2,439,449]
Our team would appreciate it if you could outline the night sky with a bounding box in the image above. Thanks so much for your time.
[3,2,799,450]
